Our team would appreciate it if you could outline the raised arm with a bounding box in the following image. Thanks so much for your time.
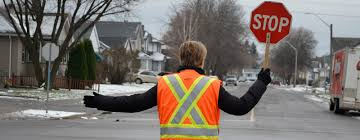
[84,85,157,113]
[218,69,271,116]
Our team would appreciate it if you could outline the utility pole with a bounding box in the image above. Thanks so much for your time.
[285,41,298,88]
[329,24,333,83]
[305,12,333,84]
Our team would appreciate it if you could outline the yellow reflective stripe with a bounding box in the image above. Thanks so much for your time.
[168,76,204,124]
[161,135,218,139]
[175,74,188,93]
[163,76,180,101]
[160,124,218,129]
[188,115,196,124]
[180,78,215,124]
[194,105,208,125]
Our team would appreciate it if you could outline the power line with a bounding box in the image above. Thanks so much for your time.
[241,5,360,19]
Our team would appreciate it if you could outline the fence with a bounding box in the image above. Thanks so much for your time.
[0,76,100,92]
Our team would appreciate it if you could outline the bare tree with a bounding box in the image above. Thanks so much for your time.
[271,27,317,85]
[163,0,249,77]
[2,0,138,86]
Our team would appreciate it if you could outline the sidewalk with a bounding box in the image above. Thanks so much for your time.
[276,85,331,102]
[0,83,154,120]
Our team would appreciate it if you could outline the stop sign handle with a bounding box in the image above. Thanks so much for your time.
[262,33,271,69]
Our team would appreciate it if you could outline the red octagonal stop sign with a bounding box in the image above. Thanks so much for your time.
[250,1,292,44]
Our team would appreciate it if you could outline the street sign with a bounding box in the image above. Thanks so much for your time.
[250,1,292,44]
[249,1,292,68]
[42,43,59,61]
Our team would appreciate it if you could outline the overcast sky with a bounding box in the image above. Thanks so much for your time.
[129,0,360,56]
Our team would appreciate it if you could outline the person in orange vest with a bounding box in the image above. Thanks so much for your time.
[84,41,271,140]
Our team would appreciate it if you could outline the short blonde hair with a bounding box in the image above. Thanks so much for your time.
[179,41,207,67]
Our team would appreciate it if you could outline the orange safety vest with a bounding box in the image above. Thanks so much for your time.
[157,70,221,140]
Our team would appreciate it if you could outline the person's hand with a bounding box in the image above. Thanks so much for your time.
[257,68,272,85]
[84,92,102,108]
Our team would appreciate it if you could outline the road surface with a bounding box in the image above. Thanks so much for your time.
[1,82,360,140]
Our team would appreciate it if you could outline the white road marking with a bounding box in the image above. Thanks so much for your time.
[250,109,256,122]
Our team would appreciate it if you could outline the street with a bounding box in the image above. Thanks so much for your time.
[0,82,360,140]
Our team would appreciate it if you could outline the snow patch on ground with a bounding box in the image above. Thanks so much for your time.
[318,94,331,100]
[6,109,85,119]
[99,83,155,95]
[0,96,38,100]
[304,95,324,103]
[0,83,155,101]
[277,85,310,93]
[81,116,98,120]
[353,117,360,121]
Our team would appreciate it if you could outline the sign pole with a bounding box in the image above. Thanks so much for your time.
[262,33,271,68]
[46,44,52,114]
[251,33,271,122]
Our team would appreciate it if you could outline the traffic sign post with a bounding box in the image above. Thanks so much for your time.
[262,33,271,68]
[41,43,59,113]
[249,1,292,121]
[41,43,59,91]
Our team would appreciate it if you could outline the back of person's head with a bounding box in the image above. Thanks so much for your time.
[179,41,207,68]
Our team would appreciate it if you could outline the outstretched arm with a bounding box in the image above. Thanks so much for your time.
[84,85,157,113]
[219,80,267,116]
[218,69,271,116]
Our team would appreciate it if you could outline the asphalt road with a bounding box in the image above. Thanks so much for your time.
[1,82,360,140]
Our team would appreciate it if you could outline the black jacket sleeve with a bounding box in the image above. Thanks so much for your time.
[95,85,157,113]
[93,80,267,115]
[218,80,267,116]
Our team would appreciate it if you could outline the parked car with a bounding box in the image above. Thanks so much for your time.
[158,72,172,76]
[330,47,360,114]
[271,80,281,86]
[225,76,237,86]
[134,71,159,84]
[209,75,219,80]
[238,76,246,82]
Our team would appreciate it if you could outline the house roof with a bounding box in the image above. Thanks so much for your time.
[96,21,142,48]
[150,52,165,61]
[99,41,111,50]
[0,12,69,37]
[74,22,94,39]
[0,14,15,34]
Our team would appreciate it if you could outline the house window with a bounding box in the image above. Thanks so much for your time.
[157,45,161,52]
[22,48,32,63]
[140,60,147,70]
[62,53,69,64]
[152,61,159,72]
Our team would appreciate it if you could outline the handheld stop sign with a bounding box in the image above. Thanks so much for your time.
[249,1,292,68]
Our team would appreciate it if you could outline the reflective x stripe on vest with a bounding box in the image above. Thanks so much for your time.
[161,74,217,139]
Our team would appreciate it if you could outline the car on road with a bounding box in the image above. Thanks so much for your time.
[225,75,238,86]
[134,71,159,84]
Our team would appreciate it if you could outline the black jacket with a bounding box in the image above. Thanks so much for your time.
[94,67,267,116]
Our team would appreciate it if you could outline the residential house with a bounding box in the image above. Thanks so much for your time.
[95,21,167,73]
[95,21,144,51]
[139,33,166,72]
[308,57,331,87]
[75,23,110,62]
[0,12,71,78]
[242,68,260,81]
